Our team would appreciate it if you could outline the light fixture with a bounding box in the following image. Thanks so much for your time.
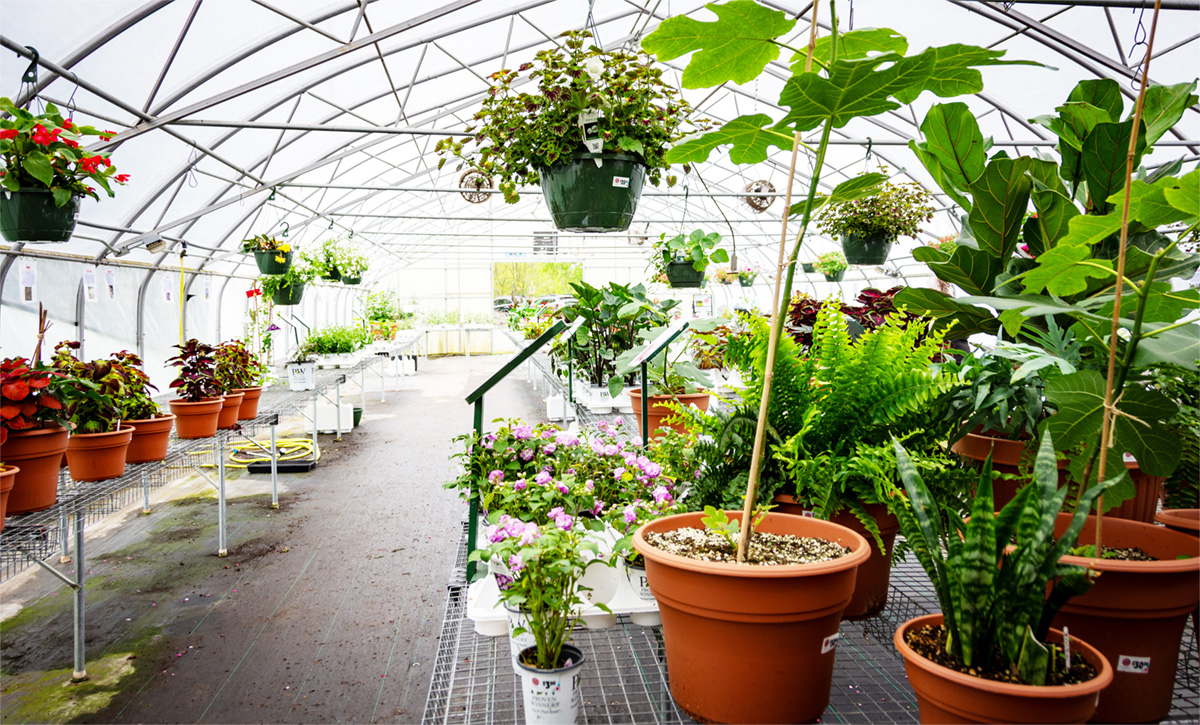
[145,235,166,254]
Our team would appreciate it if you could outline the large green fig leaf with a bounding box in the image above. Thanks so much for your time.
[1134,323,1200,370]
[893,287,999,337]
[1081,119,1146,214]
[641,0,795,88]
[795,28,907,70]
[920,102,986,191]
[912,244,1003,296]
[967,157,1032,260]
[1068,79,1123,121]
[909,140,974,212]
[894,45,1044,103]
[778,51,936,131]
[1021,245,1113,296]
[1164,168,1199,218]
[663,114,792,164]
[1139,81,1198,146]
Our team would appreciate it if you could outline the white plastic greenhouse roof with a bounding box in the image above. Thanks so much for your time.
[1,0,1198,334]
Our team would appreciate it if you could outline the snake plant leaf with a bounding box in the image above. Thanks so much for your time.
[894,439,956,633]
[1139,81,1199,146]
[777,50,936,132]
[967,157,1032,260]
[909,140,974,212]
[1021,245,1113,296]
[1017,628,1051,686]
[919,103,987,192]
[796,28,909,70]
[663,114,793,164]
[1082,119,1147,214]
[897,44,1045,104]
[958,458,997,667]
[893,287,1000,337]
[640,0,795,88]
[1069,78,1124,122]
[1164,168,1199,218]
[913,244,1004,296]
[1044,370,1180,477]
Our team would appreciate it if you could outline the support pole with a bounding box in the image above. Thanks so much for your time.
[466,399,484,582]
[71,507,86,682]
[270,423,279,509]
[141,469,151,514]
[312,390,319,444]
[59,508,71,564]
[335,379,343,442]
[217,436,228,557]
[360,364,367,410]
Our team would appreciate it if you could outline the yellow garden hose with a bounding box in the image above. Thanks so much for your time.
[183,438,321,468]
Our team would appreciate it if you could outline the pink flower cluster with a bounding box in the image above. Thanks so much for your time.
[485,514,541,546]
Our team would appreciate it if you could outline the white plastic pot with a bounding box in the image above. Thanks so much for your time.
[505,604,537,664]
[515,643,585,725]
[287,362,316,391]
[624,563,655,603]
[587,384,613,414]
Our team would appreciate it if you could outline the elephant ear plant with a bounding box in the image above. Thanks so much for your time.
[894,433,1115,685]
[643,0,1042,555]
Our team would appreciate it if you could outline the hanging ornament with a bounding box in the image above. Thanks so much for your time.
[458,170,493,203]
[742,180,776,213]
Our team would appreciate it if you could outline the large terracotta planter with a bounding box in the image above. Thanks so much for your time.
[951,430,1069,509]
[1155,508,1200,536]
[125,414,175,463]
[773,494,898,619]
[65,425,135,482]
[895,613,1112,723]
[627,388,709,438]
[1106,460,1164,523]
[633,510,869,724]
[168,398,223,439]
[234,386,263,420]
[1,425,68,514]
[0,465,17,533]
[1052,514,1200,723]
[217,392,244,429]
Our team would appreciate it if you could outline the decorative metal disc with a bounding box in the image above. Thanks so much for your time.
[459,170,493,203]
[743,179,776,213]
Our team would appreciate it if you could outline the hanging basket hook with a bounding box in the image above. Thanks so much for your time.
[21,46,39,84]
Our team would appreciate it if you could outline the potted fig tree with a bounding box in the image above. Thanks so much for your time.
[815,171,933,265]
[435,30,700,233]
[0,98,129,242]
[166,340,223,439]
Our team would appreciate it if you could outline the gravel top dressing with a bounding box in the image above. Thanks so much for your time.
[645,527,851,565]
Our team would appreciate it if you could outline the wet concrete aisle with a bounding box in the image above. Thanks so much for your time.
[0,354,546,724]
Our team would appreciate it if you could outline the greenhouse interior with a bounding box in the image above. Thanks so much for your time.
[1,0,1199,723]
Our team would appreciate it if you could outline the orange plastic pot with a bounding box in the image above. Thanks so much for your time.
[124,414,175,463]
[0,465,17,533]
[1,425,68,514]
[65,424,135,482]
[1104,461,1164,523]
[1155,508,1200,537]
[633,510,869,724]
[168,398,223,439]
[234,386,263,420]
[217,392,244,430]
[1052,514,1200,722]
[895,613,1112,723]
[951,430,1068,509]
[627,388,709,438]
[773,494,898,619]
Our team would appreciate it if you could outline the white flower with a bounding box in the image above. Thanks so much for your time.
[584,57,605,81]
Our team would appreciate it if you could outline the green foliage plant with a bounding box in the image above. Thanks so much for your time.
[893,433,1115,685]
[560,281,678,385]
[609,319,723,398]
[239,234,289,253]
[816,171,934,242]
[435,30,701,204]
[1151,364,1200,509]
[297,325,370,357]
[166,339,221,402]
[651,229,729,276]
[0,98,128,205]
[51,342,162,429]
[214,339,268,391]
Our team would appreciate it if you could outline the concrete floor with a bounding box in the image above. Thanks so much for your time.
[0,354,546,724]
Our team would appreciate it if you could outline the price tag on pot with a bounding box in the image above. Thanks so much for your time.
[821,633,840,654]
[612,176,629,188]
[1117,655,1150,674]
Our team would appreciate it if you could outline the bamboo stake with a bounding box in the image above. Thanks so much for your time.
[1094,0,1162,555]
[736,2,823,563]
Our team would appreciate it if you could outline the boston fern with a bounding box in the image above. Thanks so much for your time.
[894,433,1115,685]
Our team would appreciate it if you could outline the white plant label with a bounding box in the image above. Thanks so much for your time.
[203,275,212,301]
[162,273,174,303]
[1117,655,1150,674]
[612,176,630,188]
[19,260,36,302]
[821,633,840,654]
[1063,626,1071,670]
[1123,452,1136,463]
[83,267,97,301]
[104,268,117,299]
[579,110,604,154]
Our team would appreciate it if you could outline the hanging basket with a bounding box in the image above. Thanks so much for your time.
[841,231,893,265]
[665,260,705,288]
[272,282,306,306]
[0,189,81,243]
[321,267,342,282]
[253,249,292,275]
[538,149,647,233]
[823,270,846,282]
[341,274,362,285]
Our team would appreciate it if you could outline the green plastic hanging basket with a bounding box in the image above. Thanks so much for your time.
[321,267,342,282]
[0,189,81,243]
[665,260,705,288]
[538,150,647,233]
[801,263,815,273]
[341,274,362,285]
[841,231,894,265]
[823,270,846,282]
[272,282,306,306]
[254,249,292,275]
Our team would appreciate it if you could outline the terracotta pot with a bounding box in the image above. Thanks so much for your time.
[1155,508,1200,536]
[1052,514,1200,723]
[168,398,223,439]
[0,465,17,533]
[627,388,709,438]
[125,414,175,463]
[951,430,1068,509]
[234,386,263,420]
[773,494,898,619]
[217,392,244,430]
[65,424,135,482]
[1105,460,1164,523]
[895,613,1112,723]
[1,425,68,514]
[633,510,869,724]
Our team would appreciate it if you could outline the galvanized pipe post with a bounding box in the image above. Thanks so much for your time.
[217,436,228,557]
[360,364,366,410]
[312,390,319,443]
[335,379,343,442]
[641,361,650,450]
[466,398,483,583]
[269,423,279,509]
[141,469,151,514]
[59,508,71,564]
[71,506,86,682]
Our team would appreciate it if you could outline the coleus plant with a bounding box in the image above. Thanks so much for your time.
[214,339,267,392]
[166,339,221,402]
[50,341,131,434]
[0,357,71,444]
